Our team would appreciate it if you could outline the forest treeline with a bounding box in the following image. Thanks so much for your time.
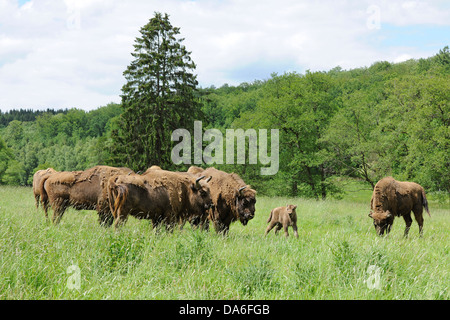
[0,108,69,126]
[0,47,448,199]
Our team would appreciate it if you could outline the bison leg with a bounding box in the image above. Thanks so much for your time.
[412,205,424,237]
[164,222,176,233]
[274,223,282,235]
[34,194,40,209]
[200,219,210,232]
[42,201,49,219]
[113,215,128,229]
[213,220,230,235]
[386,223,392,236]
[52,206,66,225]
[113,207,129,229]
[161,215,178,233]
[50,197,68,225]
[402,213,413,238]
[98,211,114,227]
[41,198,50,219]
[283,225,290,238]
[188,216,209,232]
[151,216,164,231]
[264,221,278,236]
[292,223,299,239]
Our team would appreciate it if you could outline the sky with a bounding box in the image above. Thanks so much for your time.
[0,0,449,111]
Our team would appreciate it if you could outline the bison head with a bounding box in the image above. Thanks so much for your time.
[286,204,297,217]
[369,210,394,236]
[190,175,214,213]
[235,186,256,226]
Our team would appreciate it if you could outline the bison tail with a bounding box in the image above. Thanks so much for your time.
[267,210,273,223]
[39,176,50,214]
[422,189,431,217]
[34,194,40,209]
[107,181,117,217]
[110,183,128,220]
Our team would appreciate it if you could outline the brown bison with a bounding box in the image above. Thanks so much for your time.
[187,166,257,234]
[32,168,57,211]
[107,173,171,229]
[265,204,298,238]
[108,168,213,230]
[369,177,430,237]
[40,165,133,225]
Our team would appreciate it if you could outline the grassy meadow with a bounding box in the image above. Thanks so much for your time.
[0,184,448,300]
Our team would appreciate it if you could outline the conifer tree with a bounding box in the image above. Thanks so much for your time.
[111,12,200,170]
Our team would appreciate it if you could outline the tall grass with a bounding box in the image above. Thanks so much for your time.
[0,186,448,299]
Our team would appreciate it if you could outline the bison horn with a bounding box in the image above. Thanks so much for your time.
[195,176,205,186]
[238,186,247,194]
[195,176,206,188]
[206,176,212,183]
[196,176,206,183]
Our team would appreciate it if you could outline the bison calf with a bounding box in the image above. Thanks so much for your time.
[265,205,298,238]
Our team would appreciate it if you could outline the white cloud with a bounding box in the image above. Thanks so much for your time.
[380,0,450,25]
[0,0,448,111]
[393,53,413,63]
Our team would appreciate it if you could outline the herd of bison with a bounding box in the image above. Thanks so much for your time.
[32,165,431,237]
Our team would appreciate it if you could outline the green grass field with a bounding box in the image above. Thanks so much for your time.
[0,185,448,300]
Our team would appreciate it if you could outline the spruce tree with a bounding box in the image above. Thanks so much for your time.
[111,12,200,171]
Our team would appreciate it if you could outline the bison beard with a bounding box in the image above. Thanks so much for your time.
[369,177,430,237]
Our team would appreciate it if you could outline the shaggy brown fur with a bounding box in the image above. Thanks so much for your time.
[144,165,162,172]
[369,176,430,237]
[265,205,298,238]
[40,165,133,225]
[108,168,213,230]
[186,166,205,175]
[107,173,171,229]
[32,168,57,210]
[187,166,257,234]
